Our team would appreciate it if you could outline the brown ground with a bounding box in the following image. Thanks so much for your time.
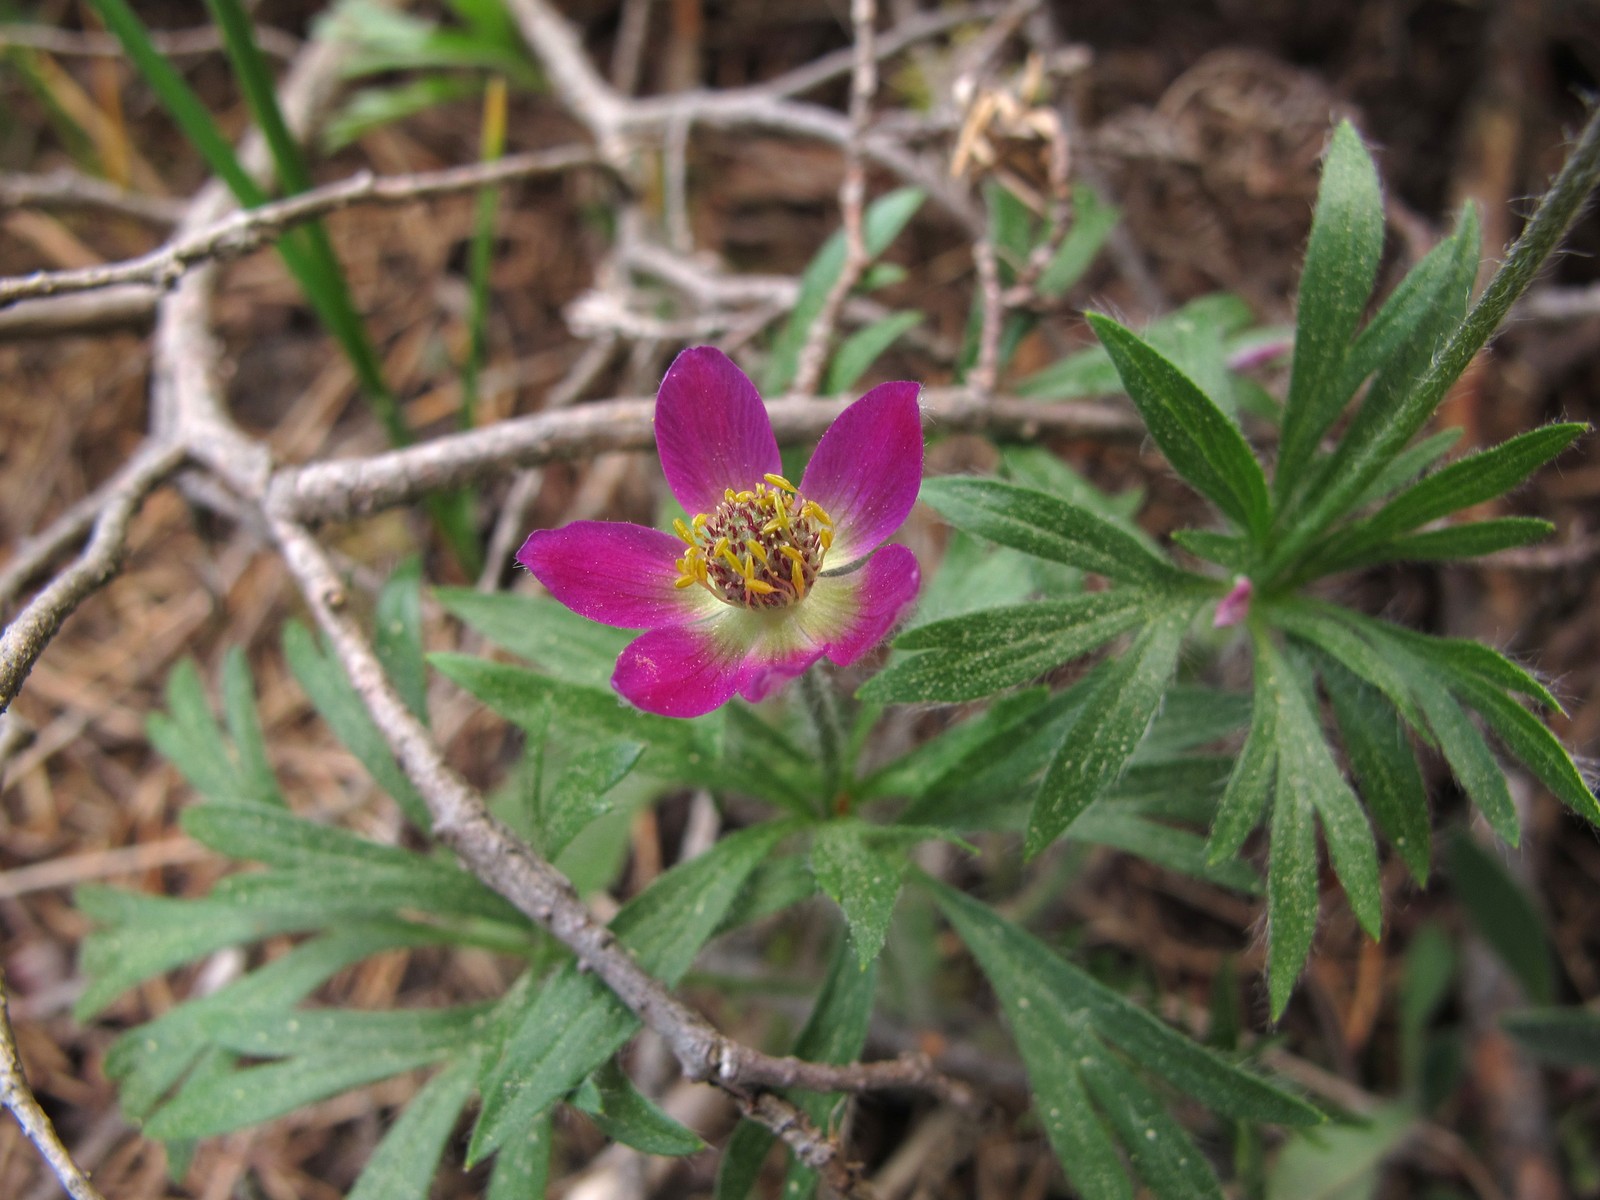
[2,1,1599,1197]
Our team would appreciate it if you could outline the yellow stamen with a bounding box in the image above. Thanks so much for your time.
[718,542,744,574]
[763,473,798,493]
[820,528,834,550]
[692,512,709,533]
[735,489,756,503]
[674,575,698,589]
[745,539,769,564]
[790,558,807,598]
[673,518,694,545]
[780,546,805,564]
[801,500,833,527]
[744,578,776,596]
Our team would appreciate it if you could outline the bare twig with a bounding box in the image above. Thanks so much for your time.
[1,970,108,1200]
[0,169,185,226]
[0,284,161,341]
[0,20,299,61]
[0,440,185,715]
[0,147,602,308]
[270,389,1144,525]
[792,0,880,397]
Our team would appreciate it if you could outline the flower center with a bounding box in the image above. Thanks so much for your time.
[673,474,833,609]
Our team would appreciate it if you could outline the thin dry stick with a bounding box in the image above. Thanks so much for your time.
[792,0,880,397]
[0,20,299,61]
[0,971,109,1200]
[0,440,185,714]
[269,389,1145,525]
[0,169,185,226]
[0,147,601,308]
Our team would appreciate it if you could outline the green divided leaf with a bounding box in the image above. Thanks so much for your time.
[1087,314,1271,540]
[862,591,1147,704]
[1027,600,1196,854]
[1266,766,1318,1021]
[284,621,432,832]
[930,879,1318,1198]
[148,655,281,808]
[919,476,1184,585]
[1276,121,1385,494]
[1449,674,1599,824]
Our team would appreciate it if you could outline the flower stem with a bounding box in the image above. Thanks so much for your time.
[800,668,846,816]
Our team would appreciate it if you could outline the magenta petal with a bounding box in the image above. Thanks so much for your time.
[655,347,781,516]
[802,544,921,667]
[800,381,923,566]
[517,522,715,629]
[612,624,743,718]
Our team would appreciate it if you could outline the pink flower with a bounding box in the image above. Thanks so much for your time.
[517,347,923,718]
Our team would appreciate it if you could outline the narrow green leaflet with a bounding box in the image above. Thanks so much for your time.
[434,588,631,688]
[1088,314,1271,540]
[1275,121,1385,493]
[75,887,325,1019]
[375,556,429,724]
[1027,601,1196,855]
[1351,423,1584,544]
[862,592,1148,704]
[857,689,1051,802]
[430,653,707,777]
[810,822,906,967]
[1266,1103,1417,1200]
[716,941,877,1200]
[825,310,923,394]
[347,1058,478,1200]
[1015,293,1255,399]
[146,659,252,806]
[1268,207,1480,569]
[1448,674,1599,824]
[146,1042,464,1140]
[470,823,788,1161]
[486,1111,552,1200]
[540,742,646,858]
[220,647,282,807]
[764,187,926,394]
[1270,601,1428,735]
[1266,773,1319,1021]
[106,924,433,1119]
[930,880,1317,1198]
[1078,1053,1224,1200]
[1207,640,1279,864]
[1414,681,1518,845]
[1359,618,1562,712]
[1352,516,1553,565]
[1445,830,1554,1003]
[578,1060,704,1156]
[1277,648,1382,940]
[918,476,1184,585]
[1070,809,1260,894]
[1346,427,1463,513]
[284,621,431,831]
[1037,186,1121,297]
[1321,659,1431,883]
[1503,1009,1600,1070]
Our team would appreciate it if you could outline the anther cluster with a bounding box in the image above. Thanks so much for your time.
[674,474,833,608]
